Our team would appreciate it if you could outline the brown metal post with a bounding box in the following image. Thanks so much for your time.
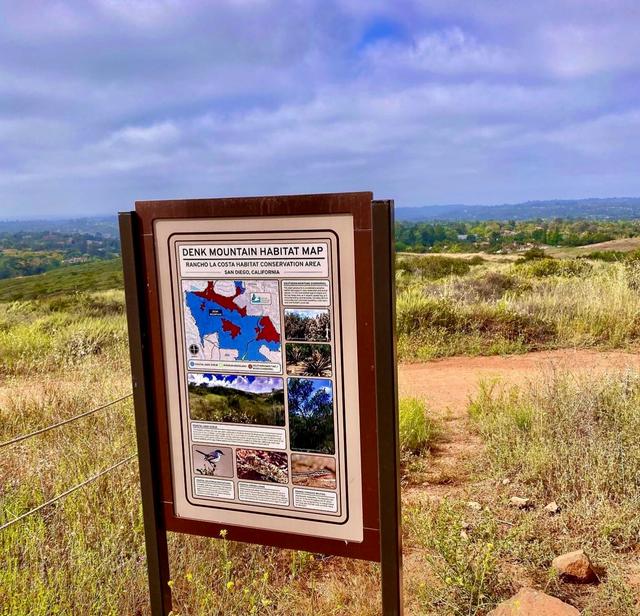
[119,212,172,616]
[372,200,404,615]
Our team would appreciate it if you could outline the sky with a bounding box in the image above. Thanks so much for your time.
[189,373,283,394]
[1,0,640,218]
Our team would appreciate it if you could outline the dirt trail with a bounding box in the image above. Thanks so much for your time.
[398,349,640,499]
[399,348,640,413]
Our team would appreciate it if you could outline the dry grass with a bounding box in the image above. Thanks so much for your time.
[466,369,640,613]
[397,259,640,360]
[3,273,640,614]
[546,237,640,258]
[0,291,384,615]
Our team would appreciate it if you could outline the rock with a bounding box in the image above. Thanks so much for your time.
[502,478,511,485]
[460,529,469,541]
[488,588,579,615]
[467,501,483,511]
[544,501,560,515]
[509,496,531,509]
[551,549,598,583]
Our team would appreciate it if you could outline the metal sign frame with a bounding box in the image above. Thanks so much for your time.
[119,192,402,615]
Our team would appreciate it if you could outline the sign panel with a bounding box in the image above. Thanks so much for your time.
[121,194,402,615]
[153,216,364,541]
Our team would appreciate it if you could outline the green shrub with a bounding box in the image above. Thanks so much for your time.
[399,397,439,454]
[405,499,503,613]
[520,247,547,261]
[396,255,471,280]
[516,258,591,278]
[470,371,640,507]
[396,292,459,335]
[396,290,555,345]
[579,250,625,262]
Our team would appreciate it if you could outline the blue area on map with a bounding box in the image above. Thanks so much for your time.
[185,288,279,362]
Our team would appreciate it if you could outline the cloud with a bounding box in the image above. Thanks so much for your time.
[189,373,282,394]
[363,28,515,76]
[1,0,640,216]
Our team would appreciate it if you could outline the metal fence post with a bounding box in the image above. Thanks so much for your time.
[372,200,404,615]
[119,212,172,616]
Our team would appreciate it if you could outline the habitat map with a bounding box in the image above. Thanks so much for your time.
[182,280,281,368]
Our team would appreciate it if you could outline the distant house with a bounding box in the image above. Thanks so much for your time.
[62,256,90,264]
[457,234,468,241]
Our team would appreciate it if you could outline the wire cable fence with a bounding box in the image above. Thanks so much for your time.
[0,454,137,532]
[0,391,136,532]
[0,392,133,450]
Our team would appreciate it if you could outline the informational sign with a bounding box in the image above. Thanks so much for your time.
[120,193,402,616]
[154,216,364,541]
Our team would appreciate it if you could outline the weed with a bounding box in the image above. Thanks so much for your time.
[470,370,640,546]
[399,397,440,455]
[396,255,472,280]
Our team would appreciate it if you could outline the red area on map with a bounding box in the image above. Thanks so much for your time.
[194,281,247,316]
[255,316,280,344]
[221,318,242,339]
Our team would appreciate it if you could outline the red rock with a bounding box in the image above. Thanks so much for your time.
[488,588,579,615]
[552,549,598,583]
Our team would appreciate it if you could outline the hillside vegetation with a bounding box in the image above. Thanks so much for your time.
[396,253,640,360]
[0,229,119,279]
[395,219,640,254]
[0,258,122,301]
[188,385,285,425]
[3,226,640,613]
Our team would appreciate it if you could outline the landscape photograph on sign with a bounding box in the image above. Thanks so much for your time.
[285,343,332,377]
[192,445,234,478]
[182,279,281,367]
[284,309,331,342]
[291,454,336,489]
[235,449,289,484]
[287,378,335,454]
[187,374,285,426]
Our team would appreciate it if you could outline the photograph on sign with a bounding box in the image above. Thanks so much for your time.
[284,309,331,342]
[153,216,364,541]
[187,374,285,426]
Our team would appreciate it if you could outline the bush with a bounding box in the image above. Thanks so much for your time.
[470,371,640,506]
[458,272,523,302]
[579,250,625,262]
[396,291,555,345]
[624,249,640,263]
[520,247,547,261]
[399,397,439,454]
[396,292,459,335]
[396,255,471,280]
[516,258,591,278]
[470,305,555,343]
[405,499,503,613]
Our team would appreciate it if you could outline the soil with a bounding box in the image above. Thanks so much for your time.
[398,349,640,611]
[398,349,640,499]
[399,348,640,412]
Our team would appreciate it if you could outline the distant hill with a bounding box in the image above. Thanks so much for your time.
[0,258,122,301]
[396,197,640,222]
[0,216,118,236]
[4,197,640,231]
